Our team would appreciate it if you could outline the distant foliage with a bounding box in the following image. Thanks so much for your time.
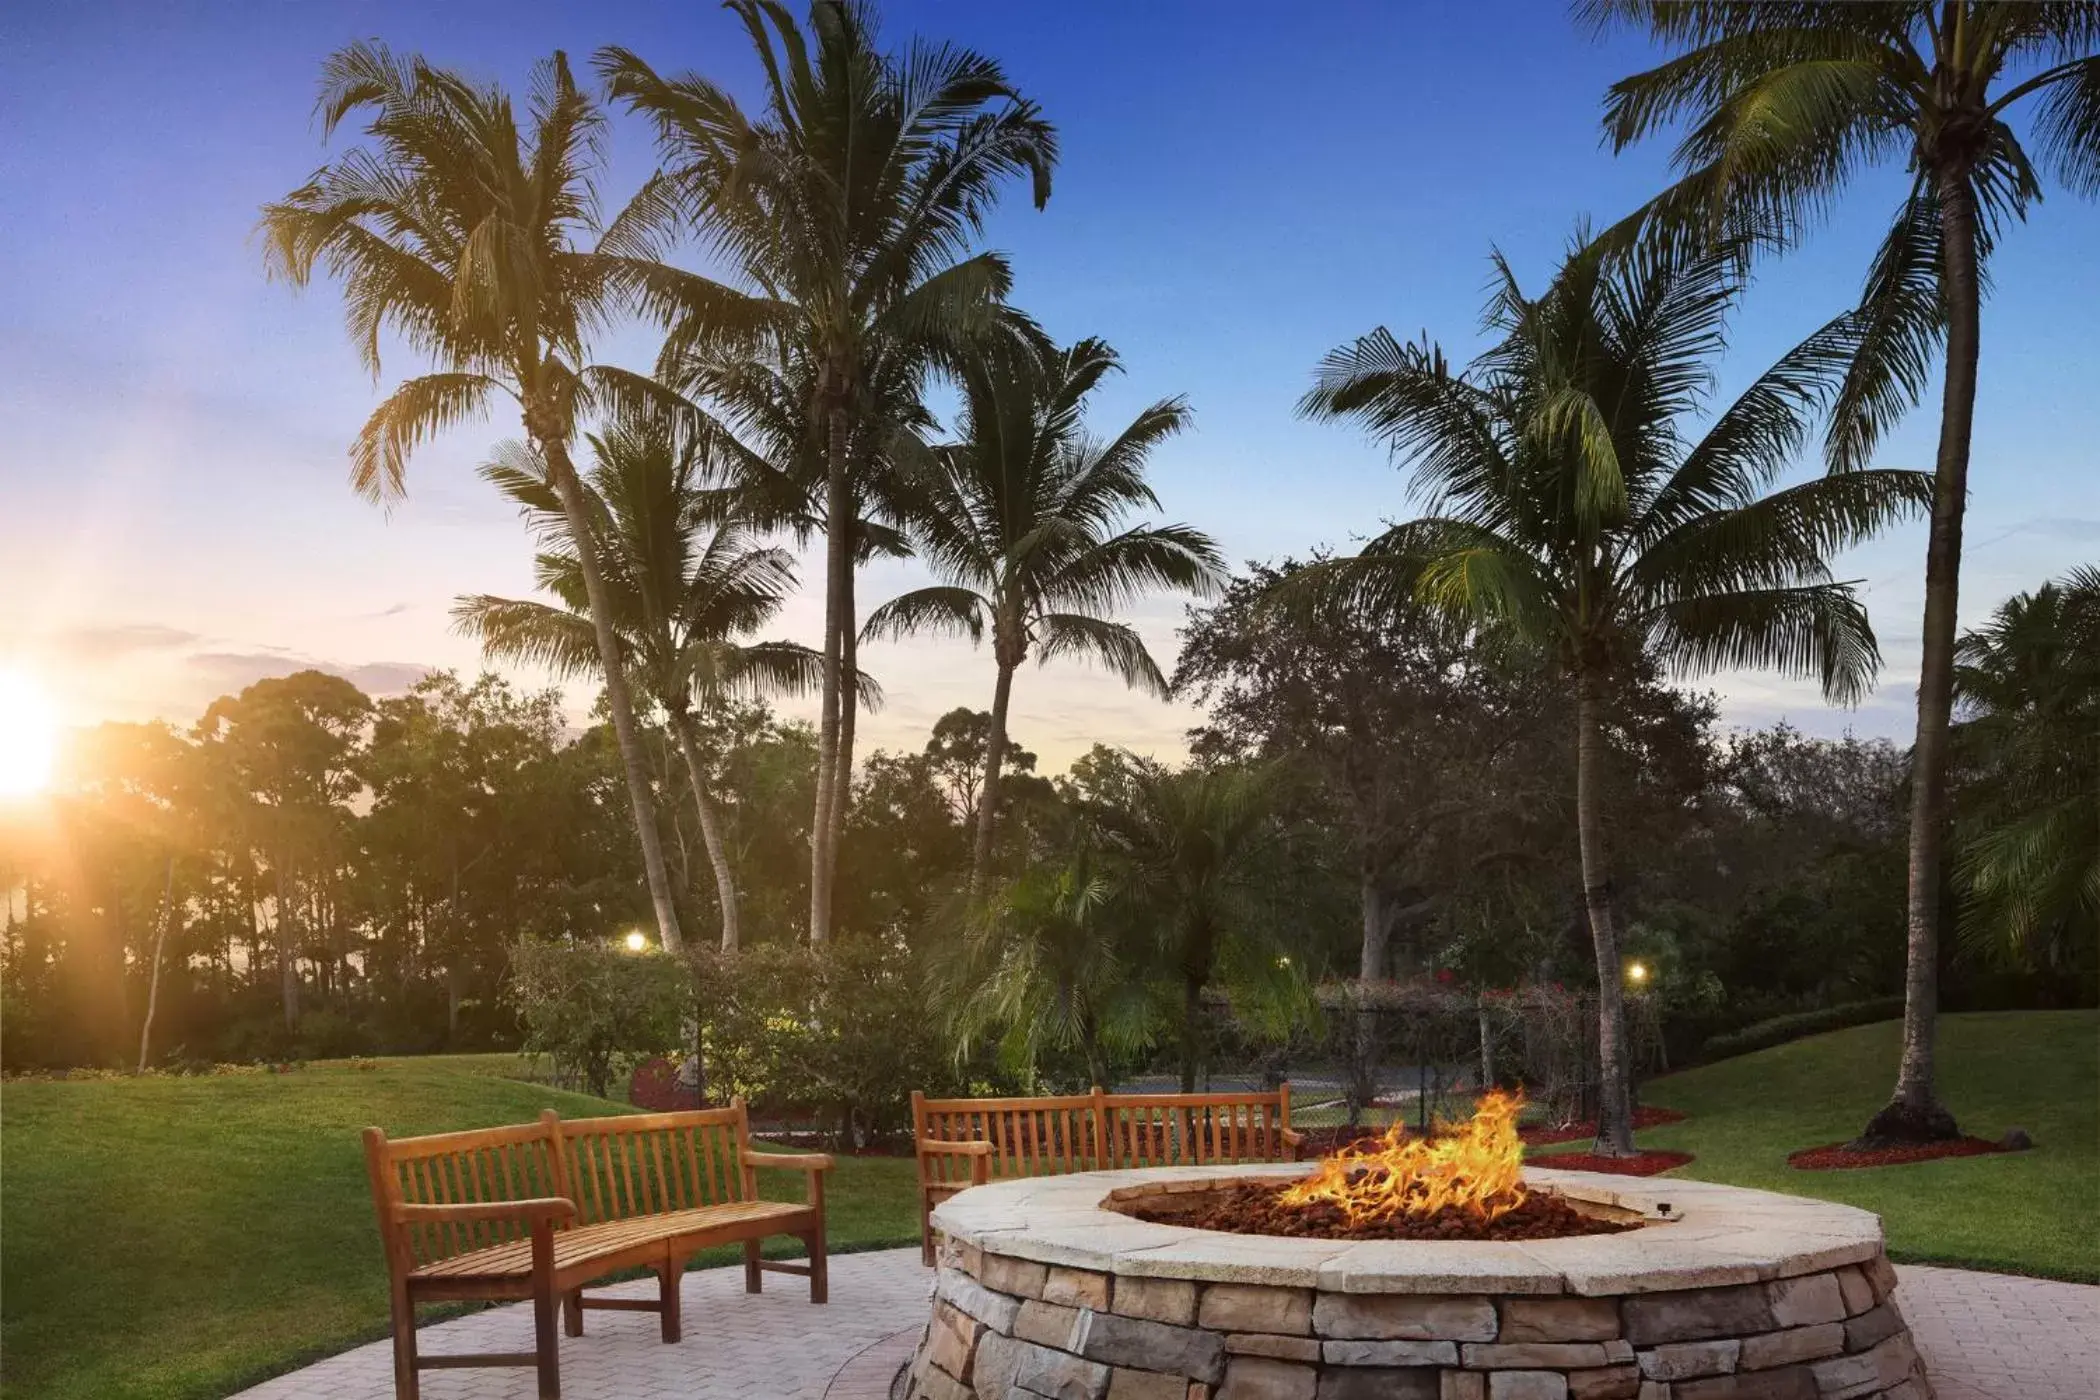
[510,938,691,1100]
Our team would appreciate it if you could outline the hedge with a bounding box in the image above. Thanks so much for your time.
[1698,995,1905,1062]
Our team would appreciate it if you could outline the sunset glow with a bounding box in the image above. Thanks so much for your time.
[0,668,59,798]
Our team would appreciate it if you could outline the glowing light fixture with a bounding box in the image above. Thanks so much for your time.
[0,667,58,799]
[1627,961,1650,985]
[624,929,649,953]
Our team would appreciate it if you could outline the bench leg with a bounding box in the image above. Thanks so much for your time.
[388,1283,420,1400]
[562,1288,583,1338]
[743,1239,762,1294]
[805,1229,828,1305]
[532,1286,561,1400]
[658,1261,683,1343]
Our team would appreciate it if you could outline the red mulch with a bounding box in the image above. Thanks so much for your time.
[1788,1137,2009,1171]
[1295,1105,1687,1159]
[1115,1181,1639,1242]
[1526,1148,1695,1176]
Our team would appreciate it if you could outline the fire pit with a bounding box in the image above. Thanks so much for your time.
[904,1097,1932,1400]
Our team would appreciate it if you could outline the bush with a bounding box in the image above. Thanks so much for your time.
[1698,996,1905,1062]
[510,936,691,1099]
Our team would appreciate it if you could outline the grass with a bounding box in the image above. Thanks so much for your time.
[3,1011,2090,1400]
[1628,1010,2099,1283]
[0,1058,917,1400]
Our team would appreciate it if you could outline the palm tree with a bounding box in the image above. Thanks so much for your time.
[454,422,833,951]
[865,338,1225,892]
[260,44,712,952]
[599,0,1058,943]
[1585,0,2100,1145]
[1300,234,1932,1154]
[1951,567,2100,975]
[1093,761,1290,1093]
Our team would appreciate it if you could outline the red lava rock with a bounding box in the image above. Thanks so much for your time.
[1787,1137,2009,1171]
[1114,1182,1641,1242]
[1526,1148,1695,1176]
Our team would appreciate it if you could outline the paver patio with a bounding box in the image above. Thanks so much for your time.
[229,1250,2098,1400]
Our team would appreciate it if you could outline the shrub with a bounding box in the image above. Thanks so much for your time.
[510,936,691,1099]
[1699,996,1905,1062]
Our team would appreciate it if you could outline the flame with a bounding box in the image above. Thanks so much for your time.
[1280,1090,1528,1225]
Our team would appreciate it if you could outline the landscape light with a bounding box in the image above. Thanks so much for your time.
[1627,961,1649,985]
[624,930,649,953]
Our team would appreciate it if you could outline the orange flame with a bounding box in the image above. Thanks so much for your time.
[1280,1090,1528,1225]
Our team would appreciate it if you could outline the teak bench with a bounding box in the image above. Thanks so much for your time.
[362,1099,830,1400]
[910,1085,1302,1263]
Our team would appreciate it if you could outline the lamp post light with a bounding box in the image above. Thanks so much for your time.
[1627,960,1650,988]
[624,929,649,953]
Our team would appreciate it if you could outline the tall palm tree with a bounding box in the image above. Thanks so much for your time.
[1300,234,1932,1154]
[599,0,1058,943]
[1091,760,1291,1093]
[454,423,833,951]
[1585,0,2100,1144]
[260,43,716,952]
[865,338,1225,891]
[1951,566,2100,975]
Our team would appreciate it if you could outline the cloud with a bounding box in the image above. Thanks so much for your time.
[183,651,437,699]
[42,622,201,661]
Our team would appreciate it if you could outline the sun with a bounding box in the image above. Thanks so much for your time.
[0,668,59,799]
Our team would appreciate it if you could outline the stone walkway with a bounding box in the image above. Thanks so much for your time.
[230,1253,2097,1400]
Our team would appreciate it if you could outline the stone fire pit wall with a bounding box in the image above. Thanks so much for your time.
[905,1166,1932,1400]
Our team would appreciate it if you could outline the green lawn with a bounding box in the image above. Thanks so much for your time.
[1627,1010,2099,1283]
[0,1059,918,1400]
[3,1012,2091,1400]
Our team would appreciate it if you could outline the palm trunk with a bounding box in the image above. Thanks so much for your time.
[809,405,851,946]
[970,660,1018,895]
[542,436,685,955]
[1350,871,1387,1127]
[136,856,175,1074]
[1576,668,1637,1157]
[1865,175,1980,1146]
[669,706,740,953]
[1180,970,1203,1093]
[833,559,859,842]
[276,862,299,1032]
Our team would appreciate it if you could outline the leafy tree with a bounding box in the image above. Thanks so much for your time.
[1299,234,1930,1153]
[1586,0,2100,1144]
[1952,566,2100,979]
[866,338,1223,892]
[455,423,830,950]
[260,44,700,951]
[601,0,1058,942]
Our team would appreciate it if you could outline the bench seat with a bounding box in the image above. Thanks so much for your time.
[410,1199,813,1286]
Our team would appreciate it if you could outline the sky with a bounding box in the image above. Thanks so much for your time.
[3,1,2096,772]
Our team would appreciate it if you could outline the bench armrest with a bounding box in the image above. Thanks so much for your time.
[395,1196,576,1225]
[918,1138,995,1157]
[1280,1128,1305,1145]
[742,1150,835,1172]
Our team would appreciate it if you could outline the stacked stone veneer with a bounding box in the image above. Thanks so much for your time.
[906,1169,1932,1400]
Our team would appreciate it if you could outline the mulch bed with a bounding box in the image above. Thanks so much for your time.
[1788,1137,2009,1171]
[1526,1148,1695,1176]
[1116,1181,1640,1242]
[1294,1105,1688,1159]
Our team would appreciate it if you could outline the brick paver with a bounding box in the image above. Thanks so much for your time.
[229,1253,2094,1400]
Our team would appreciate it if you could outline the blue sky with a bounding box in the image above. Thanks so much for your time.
[4,1,2096,767]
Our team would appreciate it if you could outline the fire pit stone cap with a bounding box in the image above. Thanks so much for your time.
[931,1165,1885,1297]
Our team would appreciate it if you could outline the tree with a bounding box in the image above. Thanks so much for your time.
[456,423,830,951]
[1586,0,2100,1146]
[1299,234,1930,1154]
[865,337,1224,892]
[600,0,1058,941]
[1951,566,2100,978]
[1092,760,1291,1092]
[260,44,699,951]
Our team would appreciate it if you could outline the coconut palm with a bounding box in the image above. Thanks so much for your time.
[259,44,722,952]
[454,422,836,951]
[1585,0,2100,1145]
[1951,567,2100,976]
[863,338,1224,892]
[599,0,1058,943]
[1299,234,1932,1154]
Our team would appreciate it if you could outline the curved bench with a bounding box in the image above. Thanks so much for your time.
[363,1098,830,1399]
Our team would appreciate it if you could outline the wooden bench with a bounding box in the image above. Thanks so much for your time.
[910,1085,1301,1264]
[362,1099,830,1400]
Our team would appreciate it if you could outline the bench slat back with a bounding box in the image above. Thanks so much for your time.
[366,1120,566,1270]
[913,1086,1294,1187]
[554,1103,750,1225]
